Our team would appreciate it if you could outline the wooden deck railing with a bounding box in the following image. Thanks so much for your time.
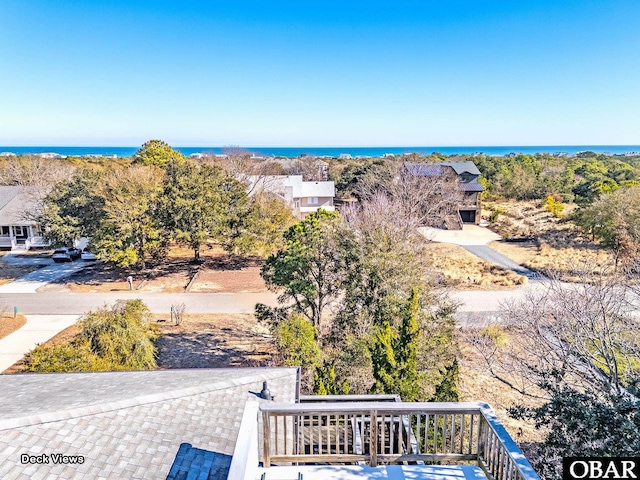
[260,401,540,480]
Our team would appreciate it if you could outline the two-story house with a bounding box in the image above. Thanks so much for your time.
[404,161,484,227]
[246,175,335,220]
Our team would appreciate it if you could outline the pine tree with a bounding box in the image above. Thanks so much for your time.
[370,288,421,401]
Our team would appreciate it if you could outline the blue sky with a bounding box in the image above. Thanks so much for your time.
[0,0,638,146]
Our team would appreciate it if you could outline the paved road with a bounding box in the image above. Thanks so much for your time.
[0,285,547,317]
[0,291,281,315]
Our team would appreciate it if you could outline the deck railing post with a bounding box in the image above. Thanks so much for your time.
[477,415,485,468]
[369,410,378,467]
[262,410,271,467]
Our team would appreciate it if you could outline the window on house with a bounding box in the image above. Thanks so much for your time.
[308,197,318,205]
[0,226,9,236]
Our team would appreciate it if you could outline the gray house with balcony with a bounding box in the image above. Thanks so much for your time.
[404,161,485,227]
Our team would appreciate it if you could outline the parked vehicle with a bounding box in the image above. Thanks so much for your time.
[80,249,97,261]
[51,247,80,262]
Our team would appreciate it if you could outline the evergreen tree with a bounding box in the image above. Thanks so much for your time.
[370,288,421,401]
[431,360,459,402]
[261,210,346,328]
[158,157,239,261]
[132,140,184,167]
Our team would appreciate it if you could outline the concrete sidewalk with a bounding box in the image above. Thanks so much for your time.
[0,315,80,373]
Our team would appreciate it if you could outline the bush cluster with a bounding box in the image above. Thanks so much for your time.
[25,299,157,373]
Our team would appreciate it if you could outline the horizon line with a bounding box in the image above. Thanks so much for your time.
[2,144,640,149]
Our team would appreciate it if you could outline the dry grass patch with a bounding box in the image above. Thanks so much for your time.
[154,313,276,368]
[0,313,27,340]
[425,243,526,290]
[457,328,545,450]
[485,201,613,281]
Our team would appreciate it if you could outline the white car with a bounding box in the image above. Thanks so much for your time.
[52,247,80,262]
[80,249,97,261]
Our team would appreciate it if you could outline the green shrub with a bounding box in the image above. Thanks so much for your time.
[80,299,157,369]
[24,299,157,373]
[24,342,113,373]
[487,206,503,223]
[273,314,321,368]
[481,324,507,346]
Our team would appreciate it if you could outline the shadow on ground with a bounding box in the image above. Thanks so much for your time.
[156,329,275,368]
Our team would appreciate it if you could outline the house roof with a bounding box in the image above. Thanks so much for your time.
[246,175,335,199]
[0,186,43,226]
[459,181,485,192]
[404,161,482,177]
[299,180,335,198]
[403,163,447,176]
[0,368,298,480]
[403,162,484,192]
[438,161,482,176]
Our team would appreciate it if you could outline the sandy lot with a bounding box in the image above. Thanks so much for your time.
[484,200,613,280]
[155,313,276,368]
[38,246,269,293]
[5,312,276,374]
[0,314,27,340]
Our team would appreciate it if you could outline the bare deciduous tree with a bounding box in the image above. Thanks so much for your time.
[464,265,640,401]
[354,161,462,228]
[0,156,76,189]
[206,147,285,196]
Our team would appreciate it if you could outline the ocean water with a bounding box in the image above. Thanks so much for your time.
[1,145,639,158]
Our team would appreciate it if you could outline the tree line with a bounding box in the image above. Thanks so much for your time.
[35,140,297,268]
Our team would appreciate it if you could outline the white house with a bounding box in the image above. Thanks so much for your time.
[246,175,335,219]
[0,186,50,251]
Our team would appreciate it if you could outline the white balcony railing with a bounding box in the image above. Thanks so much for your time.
[0,236,15,249]
[259,401,540,480]
[25,236,51,249]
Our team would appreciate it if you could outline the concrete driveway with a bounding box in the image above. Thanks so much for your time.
[419,224,502,246]
[0,260,93,293]
[419,225,542,279]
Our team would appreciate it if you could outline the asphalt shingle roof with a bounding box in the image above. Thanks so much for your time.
[0,186,43,226]
[0,368,298,480]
